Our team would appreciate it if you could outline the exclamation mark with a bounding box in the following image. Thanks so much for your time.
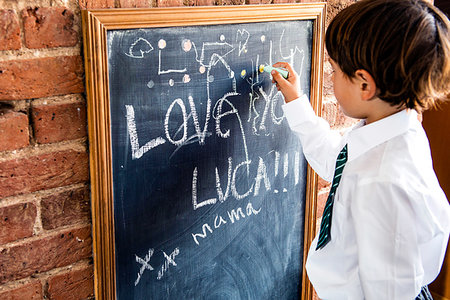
[274,151,280,193]
[283,153,288,192]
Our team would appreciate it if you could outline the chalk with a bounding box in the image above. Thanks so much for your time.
[259,64,289,79]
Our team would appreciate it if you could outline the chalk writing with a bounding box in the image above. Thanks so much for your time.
[135,247,182,284]
[125,37,154,58]
[111,21,312,294]
[236,29,250,56]
[126,105,166,160]
[158,49,187,75]
[157,248,180,280]
[135,248,154,286]
[192,151,301,209]
[192,202,261,245]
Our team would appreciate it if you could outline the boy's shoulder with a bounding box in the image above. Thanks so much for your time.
[346,122,431,185]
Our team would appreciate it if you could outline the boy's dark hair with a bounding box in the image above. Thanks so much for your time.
[326,0,450,110]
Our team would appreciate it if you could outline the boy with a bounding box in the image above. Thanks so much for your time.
[271,0,450,299]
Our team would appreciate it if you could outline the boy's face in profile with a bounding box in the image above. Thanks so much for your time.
[329,59,365,119]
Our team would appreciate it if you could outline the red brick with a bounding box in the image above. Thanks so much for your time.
[326,0,357,26]
[317,176,330,191]
[0,203,37,244]
[217,0,244,4]
[322,96,358,130]
[41,186,90,230]
[316,190,329,219]
[322,99,338,127]
[118,0,152,7]
[0,150,89,199]
[0,226,92,284]
[313,290,320,300]
[0,10,21,51]
[78,0,115,9]
[32,101,87,144]
[193,0,215,5]
[0,111,29,152]
[323,56,334,97]
[335,103,358,128]
[47,266,94,300]
[22,7,78,49]
[273,0,295,3]
[246,0,271,4]
[0,280,42,300]
[0,56,84,101]
[157,0,183,6]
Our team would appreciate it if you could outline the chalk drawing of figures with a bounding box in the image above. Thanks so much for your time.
[125,37,154,59]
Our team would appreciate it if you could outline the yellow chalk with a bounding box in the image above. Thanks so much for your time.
[259,64,265,73]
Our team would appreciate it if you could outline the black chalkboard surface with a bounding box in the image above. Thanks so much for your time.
[108,21,310,299]
[82,5,325,300]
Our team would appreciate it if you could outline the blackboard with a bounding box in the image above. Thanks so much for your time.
[82,5,325,300]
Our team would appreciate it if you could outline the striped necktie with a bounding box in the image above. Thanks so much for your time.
[316,144,348,250]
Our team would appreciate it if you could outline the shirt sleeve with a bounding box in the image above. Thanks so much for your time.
[351,179,424,300]
[282,95,344,181]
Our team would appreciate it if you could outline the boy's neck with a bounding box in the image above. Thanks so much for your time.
[363,98,405,125]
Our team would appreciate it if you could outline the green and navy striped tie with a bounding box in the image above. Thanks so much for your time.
[316,144,348,250]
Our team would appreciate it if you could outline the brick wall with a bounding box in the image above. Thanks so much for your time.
[0,0,354,298]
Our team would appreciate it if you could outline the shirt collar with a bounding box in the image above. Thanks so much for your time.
[346,109,419,162]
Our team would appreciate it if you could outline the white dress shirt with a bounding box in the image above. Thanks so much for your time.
[282,95,450,300]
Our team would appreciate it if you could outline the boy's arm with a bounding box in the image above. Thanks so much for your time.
[273,62,343,181]
[282,97,342,181]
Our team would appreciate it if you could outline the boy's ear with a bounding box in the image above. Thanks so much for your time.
[355,69,377,101]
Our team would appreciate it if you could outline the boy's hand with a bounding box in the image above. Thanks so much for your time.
[271,62,303,103]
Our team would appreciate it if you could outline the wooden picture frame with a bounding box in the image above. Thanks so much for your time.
[82,4,325,299]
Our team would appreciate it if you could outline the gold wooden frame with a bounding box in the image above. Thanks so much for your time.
[82,4,325,299]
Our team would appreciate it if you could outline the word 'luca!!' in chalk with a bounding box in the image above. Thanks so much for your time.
[259,65,289,79]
